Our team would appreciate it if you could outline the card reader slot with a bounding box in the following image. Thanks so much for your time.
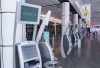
[24,59,40,68]
[28,60,40,65]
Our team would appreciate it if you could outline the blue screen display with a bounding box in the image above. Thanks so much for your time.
[21,5,39,22]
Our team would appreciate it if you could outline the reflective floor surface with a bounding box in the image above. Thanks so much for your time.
[54,33,100,68]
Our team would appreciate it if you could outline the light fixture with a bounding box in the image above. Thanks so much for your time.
[40,14,61,23]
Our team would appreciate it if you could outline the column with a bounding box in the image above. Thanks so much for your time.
[79,18,82,29]
[62,2,70,35]
[54,22,57,37]
[73,14,78,47]
[61,2,70,58]
[1,0,25,68]
[78,18,82,48]
[73,14,78,33]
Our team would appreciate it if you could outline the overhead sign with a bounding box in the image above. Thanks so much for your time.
[85,18,91,25]
[82,4,91,25]
[16,2,41,24]
[82,4,91,18]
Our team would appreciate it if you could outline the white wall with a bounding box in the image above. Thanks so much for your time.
[1,0,24,68]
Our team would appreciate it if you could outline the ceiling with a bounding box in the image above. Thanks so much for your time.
[26,0,100,25]
[25,0,81,20]
[26,0,61,20]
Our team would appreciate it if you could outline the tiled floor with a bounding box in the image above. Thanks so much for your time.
[54,33,100,68]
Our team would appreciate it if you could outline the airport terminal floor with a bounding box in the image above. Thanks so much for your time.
[54,33,100,68]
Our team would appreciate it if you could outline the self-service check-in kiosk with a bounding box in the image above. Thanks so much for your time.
[33,9,54,65]
[74,24,79,47]
[15,2,52,68]
[38,42,54,64]
[61,23,73,58]
[17,41,42,68]
[15,2,42,68]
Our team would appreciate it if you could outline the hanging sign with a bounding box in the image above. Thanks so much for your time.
[82,4,91,18]
[85,18,91,25]
[82,4,91,25]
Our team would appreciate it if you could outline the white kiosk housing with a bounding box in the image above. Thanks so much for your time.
[15,2,42,68]
[15,2,52,68]
[34,9,54,64]
[18,41,42,68]
[38,42,54,64]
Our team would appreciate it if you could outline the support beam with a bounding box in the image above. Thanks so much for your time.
[78,18,82,48]
[73,14,78,33]
[61,2,70,58]
[73,14,79,47]
[79,18,82,29]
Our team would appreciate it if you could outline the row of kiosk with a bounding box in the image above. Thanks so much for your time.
[61,19,82,57]
[15,2,57,68]
[0,2,82,68]
[15,2,82,68]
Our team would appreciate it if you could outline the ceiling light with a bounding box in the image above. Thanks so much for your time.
[40,14,61,23]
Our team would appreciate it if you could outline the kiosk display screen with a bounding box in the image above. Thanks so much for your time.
[20,5,39,22]
[21,45,38,60]
[16,2,41,24]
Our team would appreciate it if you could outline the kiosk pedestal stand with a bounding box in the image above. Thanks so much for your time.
[44,61,62,68]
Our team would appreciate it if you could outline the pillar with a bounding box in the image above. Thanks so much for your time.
[79,18,82,29]
[73,14,78,47]
[73,14,78,33]
[61,2,70,58]
[54,22,57,37]
[78,18,82,48]
[0,0,25,68]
